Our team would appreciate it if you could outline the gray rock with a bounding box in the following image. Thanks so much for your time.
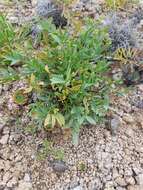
[103,14,137,51]
[36,0,57,18]
[50,160,68,173]
[110,117,120,136]
[36,0,67,27]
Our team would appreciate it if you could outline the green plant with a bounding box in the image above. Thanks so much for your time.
[77,161,87,172]
[13,89,28,105]
[0,15,23,83]
[1,15,111,144]
[105,0,139,9]
[37,139,65,161]
[26,19,111,144]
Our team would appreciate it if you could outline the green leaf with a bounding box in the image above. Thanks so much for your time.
[50,74,65,84]
[72,131,79,146]
[5,52,23,66]
[50,33,61,44]
[51,115,56,128]
[86,116,96,125]
[44,114,51,127]
[55,113,65,127]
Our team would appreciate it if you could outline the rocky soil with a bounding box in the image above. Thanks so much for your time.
[1,83,143,190]
[0,0,143,190]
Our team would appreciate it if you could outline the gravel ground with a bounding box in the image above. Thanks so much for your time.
[0,83,143,190]
[0,0,143,190]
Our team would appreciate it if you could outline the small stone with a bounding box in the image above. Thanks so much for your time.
[132,166,142,175]
[24,173,31,182]
[112,168,119,179]
[32,0,37,6]
[7,177,18,188]
[136,173,143,185]
[125,177,135,185]
[110,117,120,136]
[138,84,143,92]
[115,177,127,187]
[104,181,114,189]
[0,134,9,145]
[113,71,123,81]
[116,187,126,190]
[2,172,12,184]
[16,181,32,190]
[72,185,82,190]
[7,16,19,24]
[125,128,134,138]
[51,160,68,173]
[0,160,5,170]
[3,127,10,135]
[123,114,134,123]
[127,185,141,190]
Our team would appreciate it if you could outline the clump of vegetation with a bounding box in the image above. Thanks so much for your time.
[105,0,139,9]
[27,18,111,144]
[0,12,111,144]
[37,140,65,161]
[103,14,137,51]
[13,89,28,105]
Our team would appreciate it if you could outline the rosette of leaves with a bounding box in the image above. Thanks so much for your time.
[13,89,28,105]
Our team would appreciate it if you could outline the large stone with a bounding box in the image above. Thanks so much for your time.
[36,0,67,27]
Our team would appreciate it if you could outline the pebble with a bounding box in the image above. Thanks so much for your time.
[72,185,83,190]
[0,134,9,145]
[16,181,32,190]
[123,114,134,124]
[125,128,134,138]
[136,173,143,185]
[127,185,141,190]
[115,177,127,187]
[125,176,135,185]
[2,172,12,185]
[0,84,2,95]
[24,173,31,182]
[110,117,120,136]
[7,177,18,188]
